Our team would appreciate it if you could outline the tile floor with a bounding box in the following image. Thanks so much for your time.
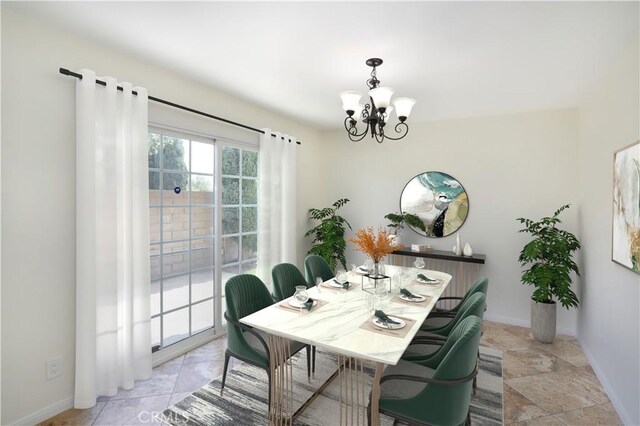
[39,321,622,425]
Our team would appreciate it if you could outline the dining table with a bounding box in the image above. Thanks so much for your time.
[240,264,452,425]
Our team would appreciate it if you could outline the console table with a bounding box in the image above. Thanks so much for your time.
[390,248,487,309]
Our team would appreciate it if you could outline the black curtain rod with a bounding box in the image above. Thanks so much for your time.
[59,67,302,145]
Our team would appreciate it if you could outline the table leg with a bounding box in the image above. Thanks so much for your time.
[268,334,293,426]
[370,362,384,426]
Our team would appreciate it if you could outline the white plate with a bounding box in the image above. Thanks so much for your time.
[400,293,426,302]
[417,277,440,285]
[288,298,318,308]
[327,279,348,288]
[354,266,368,275]
[372,316,406,330]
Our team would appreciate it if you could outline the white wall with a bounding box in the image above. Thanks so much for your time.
[0,8,326,424]
[577,37,640,426]
[321,109,581,334]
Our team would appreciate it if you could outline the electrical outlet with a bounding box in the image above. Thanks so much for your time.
[47,358,62,380]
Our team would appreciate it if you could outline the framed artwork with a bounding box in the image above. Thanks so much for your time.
[400,171,469,238]
[612,140,640,273]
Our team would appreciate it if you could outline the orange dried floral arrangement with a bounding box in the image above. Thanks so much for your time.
[349,226,404,263]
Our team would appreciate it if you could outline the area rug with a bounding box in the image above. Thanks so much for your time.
[163,346,503,425]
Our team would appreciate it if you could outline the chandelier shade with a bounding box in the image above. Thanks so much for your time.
[340,58,415,143]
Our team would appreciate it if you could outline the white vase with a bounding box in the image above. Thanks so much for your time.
[453,234,462,256]
[463,242,473,256]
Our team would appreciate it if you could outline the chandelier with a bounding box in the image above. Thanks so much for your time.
[340,58,416,143]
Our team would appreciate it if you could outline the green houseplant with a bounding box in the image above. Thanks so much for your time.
[305,198,352,270]
[517,204,580,343]
[384,212,426,242]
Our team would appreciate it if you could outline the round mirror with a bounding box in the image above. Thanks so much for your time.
[400,171,469,238]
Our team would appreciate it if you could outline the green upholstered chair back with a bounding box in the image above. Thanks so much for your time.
[225,274,274,365]
[271,263,307,301]
[384,316,482,425]
[453,276,488,311]
[422,316,482,425]
[433,293,486,336]
[304,255,335,286]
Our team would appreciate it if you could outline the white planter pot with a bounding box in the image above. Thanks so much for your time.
[531,300,556,343]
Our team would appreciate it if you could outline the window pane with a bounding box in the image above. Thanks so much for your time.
[192,244,214,271]
[242,207,257,233]
[222,177,239,205]
[150,278,160,316]
[192,268,214,302]
[162,207,188,241]
[149,170,160,190]
[191,207,214,238]
[192,300,214,334]
[150,208,161,243]
[163,308,189,347]
[148,133,161,169]
[242,234,257,260]
[222,207,239,234]
[191,141,214,174]
[222,236,239,264]
[162,173,189,205]
[222,146,240,176]
[150,253,161,281]
[191,175,214,205]
[163,273,189,312]
[242,179,257,204]
[162,135,189,172]
[162,241,189,276]
[242,150,258,177]
[151,317,161,348]
[241,259,258,275]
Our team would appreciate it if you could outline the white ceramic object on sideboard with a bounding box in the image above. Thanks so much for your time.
[463,242,473,257]
[453,233,462,256]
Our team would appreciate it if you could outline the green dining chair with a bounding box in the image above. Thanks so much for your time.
[222,274,313,410]
[420,292,486,336]
[368,316,483,425]
[271,263,308,301]
[304,254,334,286]
[271,263,318,372]
[431,276,488,317]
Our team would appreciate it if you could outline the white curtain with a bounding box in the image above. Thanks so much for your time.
[257,130,298,288]
[75,69,152,408]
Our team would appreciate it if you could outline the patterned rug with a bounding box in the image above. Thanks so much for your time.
[163,346,503,425]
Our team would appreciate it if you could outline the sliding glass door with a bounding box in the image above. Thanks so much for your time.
[149,127,258,352]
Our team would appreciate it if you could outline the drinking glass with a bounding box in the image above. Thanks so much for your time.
[293,285,309,315]
[413,257,425,269]
[315,277,323,293]
[378,263,386,276]
[373,283,388,311]
[336,269,348,284]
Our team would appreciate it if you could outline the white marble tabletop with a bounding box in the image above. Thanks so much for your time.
[240,265,452,365]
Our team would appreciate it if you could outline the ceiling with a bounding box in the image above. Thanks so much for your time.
[5,1,639,129]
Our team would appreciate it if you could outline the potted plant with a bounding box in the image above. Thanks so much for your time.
[517,205,580,343]
[350,226,404,276]
[305,198,352,270]
[384,212,426,243]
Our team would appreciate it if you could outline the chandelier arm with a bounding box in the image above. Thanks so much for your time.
[377,122,409,141]
[343,117,369,142]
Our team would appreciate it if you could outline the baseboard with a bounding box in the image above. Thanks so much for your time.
[579,342,635,425]
[10,396,73,426]
[484,313,576,337]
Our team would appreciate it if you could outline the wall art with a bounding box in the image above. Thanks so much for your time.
[612,140,640,273]
[400,171,469,238]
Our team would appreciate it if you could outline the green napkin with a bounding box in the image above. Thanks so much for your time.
[304,298,315,311]
[400,288,419,299]
[417,273,437,282]
[374,310,400,325]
